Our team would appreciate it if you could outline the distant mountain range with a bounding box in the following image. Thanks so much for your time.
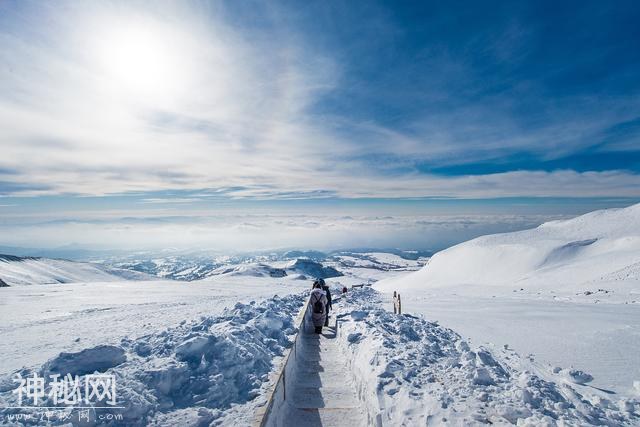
[104,249,429,282]
[0,248,430,286]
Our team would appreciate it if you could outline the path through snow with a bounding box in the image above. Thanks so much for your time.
[282,314,367,426]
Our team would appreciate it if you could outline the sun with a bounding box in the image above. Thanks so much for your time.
[94,22,188,102]
[104,28,169,92]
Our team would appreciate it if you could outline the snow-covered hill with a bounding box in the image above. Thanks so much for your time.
[199,259,342,282]
[211,263,288,278]
[286,258,342,279]
[333,251,427,271]
[377,203,640,297]
[375,204,640,396]
[0,254,152,286]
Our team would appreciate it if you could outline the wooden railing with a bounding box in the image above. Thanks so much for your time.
[254,295,311,427]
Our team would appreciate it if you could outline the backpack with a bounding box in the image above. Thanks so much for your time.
[312,293,324,314]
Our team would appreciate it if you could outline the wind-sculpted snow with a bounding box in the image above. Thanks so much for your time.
[0,293,305,426]
[336,288,639,426]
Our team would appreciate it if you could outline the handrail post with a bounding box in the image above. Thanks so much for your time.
[393,291,402,314]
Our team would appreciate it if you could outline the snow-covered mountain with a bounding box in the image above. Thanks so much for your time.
[377,203,640,297]
[0,248,426,286]
[106,256,223,281]
[204,259,342,280]
[0,254,152,286]
[210,263,289,278]
[333,251,427,271]
[105,249,428,282]
[286,258,342,278]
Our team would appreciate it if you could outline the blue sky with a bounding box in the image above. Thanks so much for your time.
[0,1,639,250]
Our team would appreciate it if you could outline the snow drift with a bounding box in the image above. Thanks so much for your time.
[376,203,640,295]
[337,288,639,425]
[0,293,305,426]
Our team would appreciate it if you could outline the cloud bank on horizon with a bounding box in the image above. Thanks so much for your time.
[0,0,639,201]
[0,211,567,253]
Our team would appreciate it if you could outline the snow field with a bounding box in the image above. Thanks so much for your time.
[335,287,639,426]
[0,293,306,426]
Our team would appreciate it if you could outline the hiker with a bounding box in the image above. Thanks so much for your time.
[315,278,332,327]
[342,286,348,294]
[310,281,328,334]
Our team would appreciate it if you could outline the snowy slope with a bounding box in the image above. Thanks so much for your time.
[0,254,152,286]
[377,203,640,297]
[374,204,640,396]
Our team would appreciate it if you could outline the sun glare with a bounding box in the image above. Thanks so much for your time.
[95,22,190,102]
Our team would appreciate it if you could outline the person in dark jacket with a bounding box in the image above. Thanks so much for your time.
[314,278,332,327]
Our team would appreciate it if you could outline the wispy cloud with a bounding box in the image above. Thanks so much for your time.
[0,1,340,195]
[139,198,204,204]
[0,1,638,201]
